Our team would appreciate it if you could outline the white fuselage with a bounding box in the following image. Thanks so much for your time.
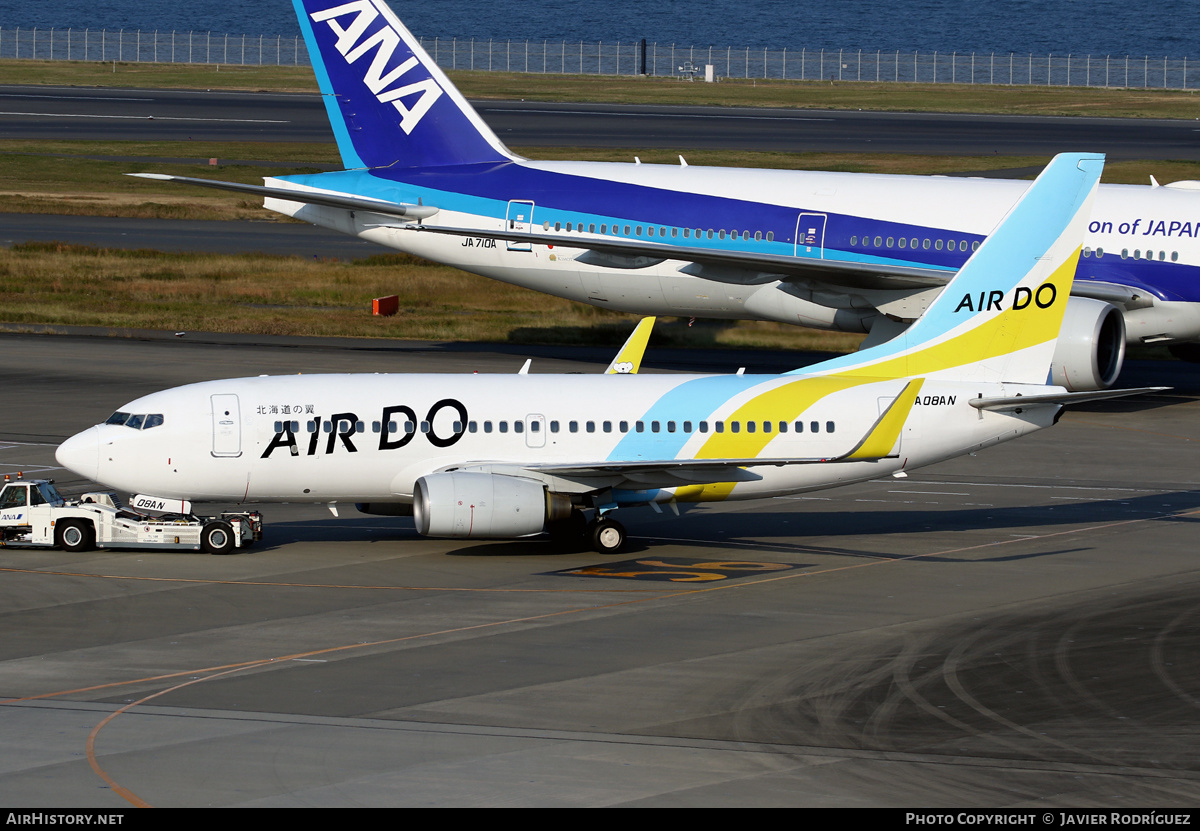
[57,372,1056,507]
[268,163,1200,344]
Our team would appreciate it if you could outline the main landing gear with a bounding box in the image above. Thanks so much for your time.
[588,516,626,553]
[548,509,627,554]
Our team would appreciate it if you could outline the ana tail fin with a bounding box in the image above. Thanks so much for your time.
[798,152,1104,384]
[294,0,515,170]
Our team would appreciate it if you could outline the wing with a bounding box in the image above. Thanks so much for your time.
[130,174,1143,316]
[128,173,950,293]
[126,174,438,221]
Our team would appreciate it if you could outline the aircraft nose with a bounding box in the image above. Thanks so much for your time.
[56,427,100,482]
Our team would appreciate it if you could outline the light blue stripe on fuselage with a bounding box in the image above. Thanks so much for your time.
[605,374,776,461]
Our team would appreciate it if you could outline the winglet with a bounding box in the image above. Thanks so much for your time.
[605,317,656,374]
[845,378,924,460]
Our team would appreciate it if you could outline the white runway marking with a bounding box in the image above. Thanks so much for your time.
[911,479,1159,493]
[489,108,835,122]
[0,93,153,102]
[0,111,288,124]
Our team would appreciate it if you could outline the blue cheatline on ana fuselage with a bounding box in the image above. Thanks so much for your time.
[62,151,1166,553]
[130,0,1200,395]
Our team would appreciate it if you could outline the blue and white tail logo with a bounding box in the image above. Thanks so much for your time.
[295,0,514,169]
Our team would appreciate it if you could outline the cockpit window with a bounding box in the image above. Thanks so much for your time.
[105,412,164,430]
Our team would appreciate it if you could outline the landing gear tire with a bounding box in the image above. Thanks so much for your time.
[589,517,626,554]
[55,519,94,552]
[201,520,236,555]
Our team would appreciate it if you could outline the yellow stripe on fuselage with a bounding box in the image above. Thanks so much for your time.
[832,249,1080,382]
[673,375,874,502]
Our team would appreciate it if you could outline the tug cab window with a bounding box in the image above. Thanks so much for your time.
[0,485,28,510]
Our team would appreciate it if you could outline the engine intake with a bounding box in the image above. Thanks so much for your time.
[1050,297,1125,391]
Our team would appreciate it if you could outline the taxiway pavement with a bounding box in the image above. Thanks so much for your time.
[1,332,1199,807]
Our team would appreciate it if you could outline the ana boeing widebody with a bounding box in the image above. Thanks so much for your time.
[133,0,1200,392]
[60,153,1161,552]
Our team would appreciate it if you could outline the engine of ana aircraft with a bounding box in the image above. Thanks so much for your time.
[1050,297,1126,391]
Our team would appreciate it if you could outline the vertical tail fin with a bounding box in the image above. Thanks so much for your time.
[798,152,1104,383]
[606,317,656,374]
[294,0,516,170]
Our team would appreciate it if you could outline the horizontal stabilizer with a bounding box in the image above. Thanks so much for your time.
[127,173,438,220]
[968,386,1168,411]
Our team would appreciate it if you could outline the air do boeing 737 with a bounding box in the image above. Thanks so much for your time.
[59,153,1161,553]
[133,0,1200,393]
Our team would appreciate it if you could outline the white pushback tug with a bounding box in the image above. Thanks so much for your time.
[0,472,262,554]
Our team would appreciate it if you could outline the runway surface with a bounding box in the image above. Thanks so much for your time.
[6,83,1200,257]
[4,84,1200,158]
[0,213,377,259]
[2,331,1199,807]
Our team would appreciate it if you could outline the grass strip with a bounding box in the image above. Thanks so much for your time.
[0,241,866,353]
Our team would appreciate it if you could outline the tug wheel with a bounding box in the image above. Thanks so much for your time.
[201,520,235,555]
[55,520,95,552]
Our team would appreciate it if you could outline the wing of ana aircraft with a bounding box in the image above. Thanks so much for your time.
[136,173,1160,316]
[132,171,952,292]
[127,174,439,220]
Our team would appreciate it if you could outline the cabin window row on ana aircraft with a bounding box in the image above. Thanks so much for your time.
[60,145,1164,552]
[131,0,1200,396]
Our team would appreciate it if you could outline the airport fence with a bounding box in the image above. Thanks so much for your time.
[1,26,1197,90]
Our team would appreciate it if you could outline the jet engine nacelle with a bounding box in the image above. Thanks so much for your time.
[413,472,572,538]
[1049,297,1126,391]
